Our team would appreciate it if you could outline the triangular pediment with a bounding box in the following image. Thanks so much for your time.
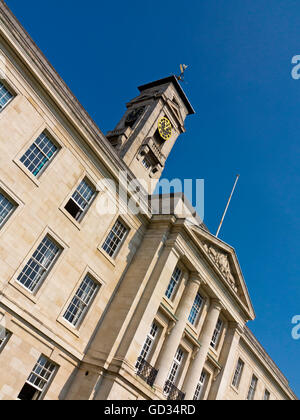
[127,90,161,107]
[189,225,255,320]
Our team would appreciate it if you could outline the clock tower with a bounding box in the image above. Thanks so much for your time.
[106,76,195,194]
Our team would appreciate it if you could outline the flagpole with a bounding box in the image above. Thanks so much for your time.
[216,175,240,238]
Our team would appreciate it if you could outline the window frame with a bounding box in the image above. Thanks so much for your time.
[0,189,17,229]
[165,267,182,301]
[210,318,223,349]
[141,157,151,170]
[18,355,57,401]
[57,266,105,334]
[232,358,245,389]
[193,370,207,400]
[16,234,62,294]
[0,182,23,238]
[263,389,271,401]
[64,177,97,223]
[164,347,185,395]
[19,131,59,179]
[136,321,159,370]
[247,374,258,400]
[0,80,14,112]
[0,328,11,353]
[101,218,128,259]
[62,273,99,328]
[188,293,204,326]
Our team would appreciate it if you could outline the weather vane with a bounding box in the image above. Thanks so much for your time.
[176,64,189,82]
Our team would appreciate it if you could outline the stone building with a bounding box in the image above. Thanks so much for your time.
[0,1,297,400]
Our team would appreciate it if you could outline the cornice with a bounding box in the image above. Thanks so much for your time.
[242,327,298,400]
[183,328,201,348]
[159,302,178,323]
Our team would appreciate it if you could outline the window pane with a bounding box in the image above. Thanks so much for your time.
[18,383,41,401]
[72,180,95,209]
[102,220,127,258]
[193,371,207,400]
[211,319,223,348]
[164,348,184,394]
[0,192,15,227]
[188,293,203,325]
[17,236,61,292]
[0,327,11,351]
[65,179,96,221]
[141,158,151,169]
[232,359,244,388]
[165,267,181,300]
[136,322,159,369]
[20,132,58,177]
[0,81,13,110]
[63,275,98,326]
[18,356,56,400]
[247,375,258,400]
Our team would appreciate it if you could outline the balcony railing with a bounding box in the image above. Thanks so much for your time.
[164,380,186,401]
[136,357,158,387]
[140,137,166,166]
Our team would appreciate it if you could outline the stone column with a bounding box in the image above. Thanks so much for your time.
[115,244,182,366]
[209,322,243,400]
[183,299,222,400]
[154,273,202,391]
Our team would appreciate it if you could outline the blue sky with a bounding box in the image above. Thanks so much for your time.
[6,0,300,396]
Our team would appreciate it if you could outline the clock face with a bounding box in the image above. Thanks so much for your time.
[158,117,172,141]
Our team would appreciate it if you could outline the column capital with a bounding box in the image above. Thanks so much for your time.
[164,242,183,260]
[210,298,223,312]
[228,321,244,336]
[189,272,205,287]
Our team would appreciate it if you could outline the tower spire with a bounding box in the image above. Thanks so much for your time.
[106,76,194,193]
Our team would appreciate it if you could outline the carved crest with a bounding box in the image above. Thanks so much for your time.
[203,243,238,293]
